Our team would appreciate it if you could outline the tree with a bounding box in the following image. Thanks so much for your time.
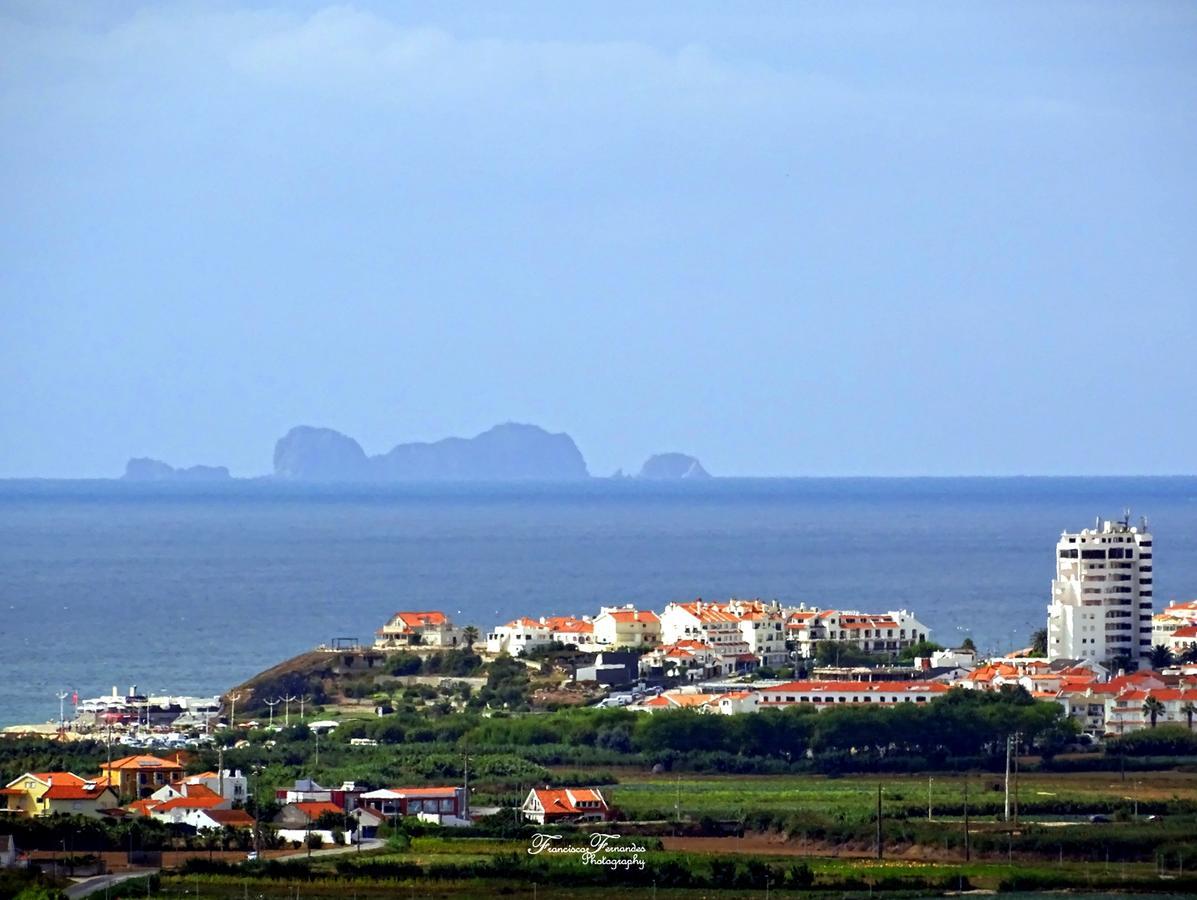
[1148,644,1174,670]
[1029,629,1047,657]
[1181,701,1196,732]
[1182,644,1197,665]
[463,625,480,649]
[961,637,978,652]
[1142,696,1166,728]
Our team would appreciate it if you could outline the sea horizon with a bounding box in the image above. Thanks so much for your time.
[3,475,1195,728]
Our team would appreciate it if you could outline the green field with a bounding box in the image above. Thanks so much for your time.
[607,769,1197,822]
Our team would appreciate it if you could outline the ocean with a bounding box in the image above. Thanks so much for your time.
[1,477,1195,728]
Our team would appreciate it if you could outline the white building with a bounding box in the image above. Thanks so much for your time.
[660,600,752,656]
[784,607,931,659]
[485,617,552,656]
[1047,516,1154,665]
[591,606,661,649]
[1152,601,1197,650]
[374,611,462,650]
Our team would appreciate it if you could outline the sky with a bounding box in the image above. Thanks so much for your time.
[1,2,1195,478]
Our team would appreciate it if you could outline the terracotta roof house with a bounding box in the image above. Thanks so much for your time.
[521,788,611,825]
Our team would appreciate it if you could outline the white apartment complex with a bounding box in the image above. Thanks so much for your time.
[1047,516,1154,665]
[784,607,931,659]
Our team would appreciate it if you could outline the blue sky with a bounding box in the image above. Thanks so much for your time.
[2,2,1195,477]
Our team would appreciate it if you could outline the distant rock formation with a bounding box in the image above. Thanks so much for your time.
[637,453,711,479]
[122,458,231,481]
[273,426,371,481]
[272,422,589,482]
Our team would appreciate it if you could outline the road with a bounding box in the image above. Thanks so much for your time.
[273,838,385,861]
[65,869,157,899]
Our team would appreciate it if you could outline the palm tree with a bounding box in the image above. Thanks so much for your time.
[1142,696,1166,729]
[463,625,480,650]
[1181,701,1197,732]
[1149,644,1174,670]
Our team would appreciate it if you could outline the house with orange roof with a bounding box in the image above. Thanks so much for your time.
[592,605,661,649]
[1,772,118,819]
[374,610,462,650]
[521,788,611,825]
[98,755,184,801]
[274,800,347,829]
[148,793,228,825]
[542,615,596,650]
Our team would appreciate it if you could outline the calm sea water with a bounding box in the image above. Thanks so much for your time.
[1,477,1195,727]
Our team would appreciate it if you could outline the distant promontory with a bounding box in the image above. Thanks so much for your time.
[273,422,589,482]
[122,458,232,482]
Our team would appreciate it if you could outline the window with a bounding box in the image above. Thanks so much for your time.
[1081,549,1105,559]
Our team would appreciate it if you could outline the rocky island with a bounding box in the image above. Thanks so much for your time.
[637,452,710,479]
[122,458,232,481]
[273,422,589,481]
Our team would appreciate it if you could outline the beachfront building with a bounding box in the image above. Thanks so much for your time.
[486,617,552,656]
[1152,601,1197,654]
[520,788,611,825]
[660,599,786,667]
[591,605,661,649]
[634,690,760,715]
[543,615,596,650]
[1047,516,1154,665]
[374,611,462,650]
[0,773,118,819]
[784,607,931,659]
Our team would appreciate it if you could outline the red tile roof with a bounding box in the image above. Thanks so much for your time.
[201,809,256,827]
[392,611,448,627]
[292,801,344,819]
[43,782,112,801]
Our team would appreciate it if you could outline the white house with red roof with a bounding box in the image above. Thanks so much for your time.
[661,599,787,667]
[486,617,553,655]
[639,639,754,680]
[592,605,661,649]
[521,788,611,825]
[758,679,949,708]
[783,606,930,659]
[374,611,462,650]
[486,615,596,655]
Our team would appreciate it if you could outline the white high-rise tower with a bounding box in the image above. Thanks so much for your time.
[1047,514,1154,665]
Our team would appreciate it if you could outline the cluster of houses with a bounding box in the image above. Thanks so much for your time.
[0,754,253,832]
[1151,599,1197,656]
[374,599,932,678]
[629,650,1197,738]
[0,753,612,837]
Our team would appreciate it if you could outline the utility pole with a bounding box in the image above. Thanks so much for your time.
[56,691,69,734]
[963,780,971,862]
[265,697,280,728]
[875,784,883,860]
[227,691,243,730]
[1004,733,1012,822]
[1013,732,1021,823]
[299,695,310,721]
[462,753,470,821]
[283,695,297,726]
[927,775,933,821]
[218,747,225,802]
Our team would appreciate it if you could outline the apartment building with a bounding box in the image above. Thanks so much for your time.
[591,605,661,648]
[784,606,931,659]
[1047,516,1154,664]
